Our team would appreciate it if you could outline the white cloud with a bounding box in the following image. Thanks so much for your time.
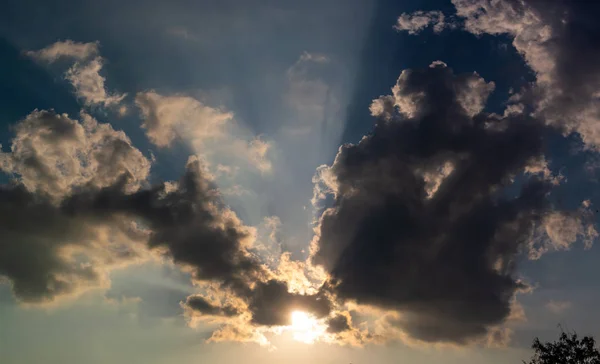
[546,300,572,314]
[236,137,272,174]
[0,110,151,200]
[456,73,496,116]
[135,91,232,148]
[135,91,272,173]
[529,203,598,259]
[26,40,99,62]
[524,156,563,185]
[27,40,126,108]
[394,11,449,34]
[421,161,455,198]
[65,58,127,107]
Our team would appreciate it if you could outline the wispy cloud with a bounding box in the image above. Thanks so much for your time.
[27,40,126,108]
[546,300,572,314]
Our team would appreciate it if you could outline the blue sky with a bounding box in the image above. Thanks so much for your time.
[2,0,600,363]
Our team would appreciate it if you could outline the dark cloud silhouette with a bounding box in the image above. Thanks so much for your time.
[312,62,561,343]
[0,108,257,304]
[63,156,262,286]
[185,295,240,317]
[5,13,600,344]
[326,314,350,333]
[0,184,97,301]
[0,182,147,302]
[63,158,333,322]
[0,109,330,327]
[0,110,152,302]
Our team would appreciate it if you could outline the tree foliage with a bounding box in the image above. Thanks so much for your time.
[525,332,600,364]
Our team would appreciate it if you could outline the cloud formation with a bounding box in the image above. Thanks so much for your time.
[246,279,331,326]
[311,62,577,344]
[0,110,150,200]
[185,295,240,318]
[0,110,328,340]
[0,110,152,302]
[529,204,598,260]
[0,184,150,303]
[399,0,600,150]
[7,18,600,349]
[28,40,126,107]
[135,91,272,173]
[394,11,449,34]
[26,40,99,62]
[546,300,572,314]
[135,91,232,148]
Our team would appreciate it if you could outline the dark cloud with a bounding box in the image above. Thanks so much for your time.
[326,314,350,333]
[60,156,264,289]
[312,62,561,343]
[0,182,143,302]
[185,295,240,318]
[0,110,255,304]
[0,109,330,329]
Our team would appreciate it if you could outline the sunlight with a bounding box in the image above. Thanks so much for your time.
[289,311,327,344]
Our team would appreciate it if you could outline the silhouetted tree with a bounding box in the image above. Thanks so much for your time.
[525,332,600,364]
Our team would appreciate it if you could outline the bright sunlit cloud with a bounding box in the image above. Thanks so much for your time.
[289,311,327,344]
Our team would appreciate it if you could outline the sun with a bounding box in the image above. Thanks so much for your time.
[291,311,313,330]
[289,311,327,344]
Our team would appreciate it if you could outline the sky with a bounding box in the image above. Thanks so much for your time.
[2,0,600,363]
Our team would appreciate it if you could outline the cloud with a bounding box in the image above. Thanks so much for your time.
[404,0,600,150]
[0,110,151,200]
[326,313,351,333]
[282,52,341,138]
[370,61,495,120]
[231,137,272,174]
[135,91,232,148]
[185,295,240,318]
[1,147,262,307]
[545,300,572,314]
[27,40,126,108]
[246,279,331,326]
[528,203,598,260]
[0,186,150,303]
[0,110,152,303]
[394,11,450,34]
[11,17,600,348]
[65,58,126,107]
[311,62,570,344]
[135,91,272,173]
[0,112,327,342]
[63,155,266,289]
[26,40,99,62]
